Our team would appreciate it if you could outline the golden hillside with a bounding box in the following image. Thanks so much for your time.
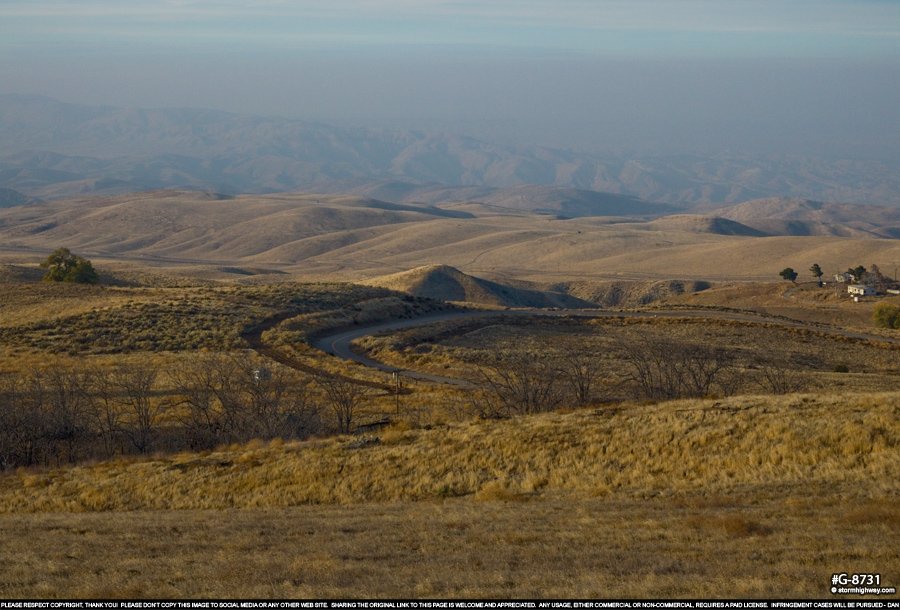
[363,264,594,307]
[641,214,766,236]
[3,190,900,284]
[2,391,896,512]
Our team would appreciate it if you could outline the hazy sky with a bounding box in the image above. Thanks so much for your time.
[2,0,900,157]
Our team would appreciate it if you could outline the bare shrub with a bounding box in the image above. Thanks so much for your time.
[755,357,806,395]
[315,374,371,434]
[112,363,162,454]
[237,361,318,440]
[619,334,735,401]
[475,351,565,417]
[169,353,226,449]
[0,367,102,467]
[83,366,125,458]
[0,373,48,469]
[172,353,320,445]
[555,346,605,407]
[1,354,320,467]
[40,367,94,465]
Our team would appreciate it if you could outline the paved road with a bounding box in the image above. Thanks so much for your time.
[309,307,900,387]
[310,311,485,386]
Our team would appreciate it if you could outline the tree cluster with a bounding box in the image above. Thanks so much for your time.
[0,355,326,470]
[780,262,896,290]
[472,346,608,418]
[618,335,735,401]
[40,248,98,284]
[779,268,798,283]
[472,333,786,415]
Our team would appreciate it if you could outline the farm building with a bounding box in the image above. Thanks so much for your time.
[847,284,875,296]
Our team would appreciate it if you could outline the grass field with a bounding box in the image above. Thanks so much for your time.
[2,495,896,598]
[0,391,897,597]
[0,274,408,364]
[356,313,900,397]
[2,392,897,510]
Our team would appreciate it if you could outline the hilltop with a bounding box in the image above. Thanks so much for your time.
[364,264,594,308]
[642,214,766,236]
[712,197,900,238]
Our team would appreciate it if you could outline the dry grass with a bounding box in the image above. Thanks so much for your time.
[4,191,900,284]
[1,391,896,512]
[0,285,897,598]
[0,281,395,357]
[358,314,900,395]
[1,494,896,599]
[0,280,154,328]
[666,281,900,331]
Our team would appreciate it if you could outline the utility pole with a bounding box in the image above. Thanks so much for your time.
[392,371,402,414]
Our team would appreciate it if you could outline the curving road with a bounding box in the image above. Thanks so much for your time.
[310,311,485,386]
[309,307,900,387]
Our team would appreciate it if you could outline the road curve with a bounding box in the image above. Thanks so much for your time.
[310,311,490,386]
[309,306,900,387]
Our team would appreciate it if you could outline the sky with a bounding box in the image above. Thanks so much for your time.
[2,0,900,157]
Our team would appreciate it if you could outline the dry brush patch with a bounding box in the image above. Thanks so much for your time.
[0,281,400,356]
[358,315,900,397]
[0,392,896,512]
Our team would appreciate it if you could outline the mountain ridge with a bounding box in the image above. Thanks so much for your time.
[3,95,900,207]
[711,197,900,238]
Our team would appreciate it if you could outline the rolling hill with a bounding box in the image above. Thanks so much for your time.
[712,198,900,238]
[641,214,767,236]
[554,278,713,307]
[341,182,675,217]
[2,189,900,285]
[3,189,900,284]
[364,264,595,308]
[0,187,34,208]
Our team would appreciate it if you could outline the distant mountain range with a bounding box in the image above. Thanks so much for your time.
[2,94,900,208]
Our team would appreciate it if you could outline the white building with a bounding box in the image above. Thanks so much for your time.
[847,284,875,296]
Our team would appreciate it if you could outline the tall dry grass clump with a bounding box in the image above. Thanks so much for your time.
[0,391,896,512]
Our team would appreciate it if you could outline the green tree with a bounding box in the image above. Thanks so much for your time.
[40,248,98,284]
[779,267,798,283]
[809,263,823,285]
[848,265,867,281]
[872,302,900,329]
